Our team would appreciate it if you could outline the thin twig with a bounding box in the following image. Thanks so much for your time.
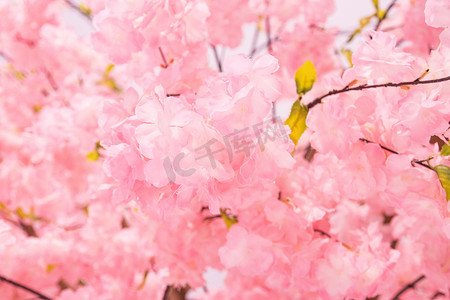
[203,215,221,221]
[360,138,434,170]
[159,47,169,68]
[431,291,446,299]
[308,75,450,110]
[211,45,222,72]
[314,228,332,238]
[265,16,272,53]
[0,276,52,300]
[64,0,92,21]
[360,138,398,154]
[391,275,426,300]
[251,36,280,57]
[249,26,260,58]
[411,159,434,170]
[374,0,398,31]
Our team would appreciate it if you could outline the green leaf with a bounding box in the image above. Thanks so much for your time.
[434,165,450,201]
[294,60,317,95]
[441,144,450,156]
[285,100,309,145]
[220,209,238,229]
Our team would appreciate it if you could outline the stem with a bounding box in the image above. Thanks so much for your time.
[391,275,426,300]
[308,74,450,110]
[374,0,398,31]
[411,159,434,170]
[265,16,272,53]
[251,36,280,56]
[249,25,260,58]
[159,47,169,68]
[211,45,222,72]
[0,276,52,300]
[360,138,398,154]
[0,51,12,62]
[314,228,332,238]
[203,215,222,221]
[271,103,276,122]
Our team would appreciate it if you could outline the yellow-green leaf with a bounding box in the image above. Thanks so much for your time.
[434,165,450,201]
[138,270,149,290]
[46,264,56,273]
[78,279,87,286]
[97,64,122,93]
[86,142,103,162]
[359,16,372,27]
[9,65,25,80]
[372,0,379,10]
[16,206,41,221]
[441,144,450,156]
[340,49,353,67]
[294,60,317,95]
[220,209,238,229]
[86,150,99,162]
[376,9,386,20]
[79,4,92,17]
[104,64,115,76]
[33,105,43,113]
[347,15,374,42]
[284,100,309,145]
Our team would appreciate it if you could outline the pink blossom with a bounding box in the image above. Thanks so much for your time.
[219,225,274,276]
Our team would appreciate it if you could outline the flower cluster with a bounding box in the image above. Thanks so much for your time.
[0,0,449,299]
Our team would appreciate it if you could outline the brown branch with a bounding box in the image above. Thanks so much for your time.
[162,285,189,300]
[308,74,450,110]
[360,138,398,154]
[391,275,425,300]
[374,0,398,31]
[0,275,52,300]
[360,138,434,170]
